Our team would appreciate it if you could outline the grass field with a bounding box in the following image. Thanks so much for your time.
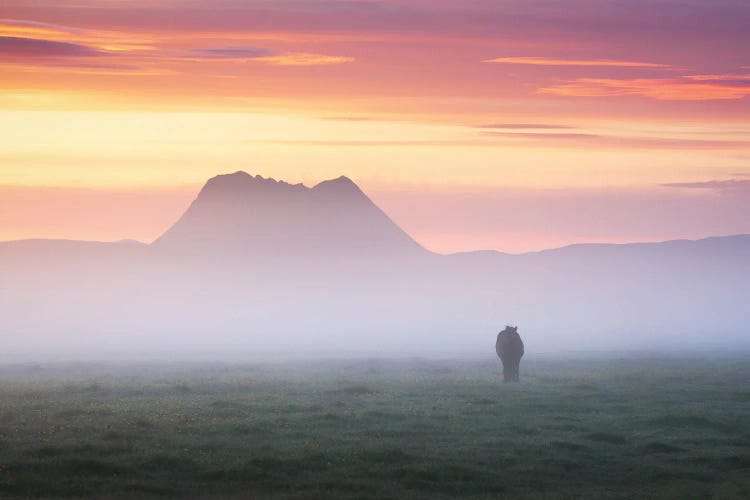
[0,355,749,498]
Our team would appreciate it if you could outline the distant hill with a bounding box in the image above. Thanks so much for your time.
[153,171,426,259]
[1,172,748,360]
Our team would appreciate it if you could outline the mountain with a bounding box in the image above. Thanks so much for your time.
[153,171,426,259]
[1,172,749,360]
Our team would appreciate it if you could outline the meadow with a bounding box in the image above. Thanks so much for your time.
[0,355,748,499]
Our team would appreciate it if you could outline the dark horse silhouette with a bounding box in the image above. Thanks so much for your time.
[496,326,524,382]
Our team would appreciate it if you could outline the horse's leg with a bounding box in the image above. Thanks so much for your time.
[502,361,511,382]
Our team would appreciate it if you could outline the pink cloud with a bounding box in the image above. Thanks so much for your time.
[661,178,750,192]
[483,57,671,69]
[539,75,750,101]
[0,36,101,57]
[477,123,574,130]
[481,131,750,150]
[253,52,355,66]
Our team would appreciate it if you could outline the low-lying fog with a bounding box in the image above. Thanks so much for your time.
[2,173,748,362]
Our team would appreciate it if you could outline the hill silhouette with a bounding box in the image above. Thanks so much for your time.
[1,172,749,360]
[154,172,426,259]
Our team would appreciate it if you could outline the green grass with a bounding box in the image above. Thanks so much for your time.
[0,356,749,498]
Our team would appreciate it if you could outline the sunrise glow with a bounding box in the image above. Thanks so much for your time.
[2,1,749,253]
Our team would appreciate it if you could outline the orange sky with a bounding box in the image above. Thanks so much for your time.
[1,1,749,253]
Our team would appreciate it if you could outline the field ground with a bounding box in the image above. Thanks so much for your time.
[0,355,749,498]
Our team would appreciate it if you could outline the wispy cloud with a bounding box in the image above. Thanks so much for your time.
[0,19,158,52]
[253,52,355,66]
[0,18,83,35]
[482,131,750,150]
[0,36,101,57]
[179,47,353,66]
[539,75,750,101]
[322,116,374,121]
[0,34,167,75]
[0,3,748,120]
[485,132,599,141]
[0,24,354,74]
[477,123,573,130]
[3,61,174,76]
[1,18,349,67]
[661,179,750,191]
[483,56,671,68]
[241,140,481,147]
[183,46,273,60]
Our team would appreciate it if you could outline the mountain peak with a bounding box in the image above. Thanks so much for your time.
[312,175,367,199]
[154,171,427,257]
[322,175,355,186]
[199,171,305,199]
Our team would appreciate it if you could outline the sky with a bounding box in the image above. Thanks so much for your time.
[1,0,749,253]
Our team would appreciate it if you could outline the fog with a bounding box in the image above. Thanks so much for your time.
[2,172,749,362]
